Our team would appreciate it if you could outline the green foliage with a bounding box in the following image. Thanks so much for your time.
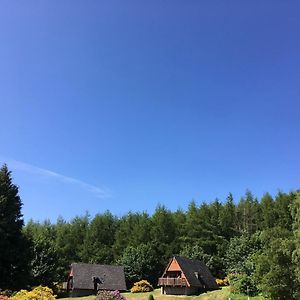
[229,273,258,297]
[254,229,299,299]
[236,190,260,235]
[179,243,225,278]
[260,193,275,229]
[150,205,177,264]
[180,244,206,261]
[291,191,300,284]
[3,169,300,299]
[0,164,30,290]
[147,295,154,300]
[23,220,58,287]
[114,212,152,258]
[118,243,160,287]
[54,214,90,281]
[81,211,117,264]
[225,234,260,275]
[130,280,153,293]
[219,193,237,240]
[272,191,293,230]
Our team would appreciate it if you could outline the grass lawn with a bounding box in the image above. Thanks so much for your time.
[124,287,229,300]
[59,287,265,300]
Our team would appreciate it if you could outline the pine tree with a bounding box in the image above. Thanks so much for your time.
[260,193,275,229]
[0,164,29,290]
[219,193,236,239]
[291,191,300,287]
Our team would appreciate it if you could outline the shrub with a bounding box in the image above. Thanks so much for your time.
[228,273,258,297]
[0,289,12,300]
[215,277,229,286]
[96,290,126,300]
[0,292,8,300]
[96,290,114,300]
[52,283,68,299]
[9,286,56,300]
[130,280,153,293]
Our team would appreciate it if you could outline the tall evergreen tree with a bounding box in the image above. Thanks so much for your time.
[273,191,293,230]
[219,193,236,239]
[236,190,260,235]
[0,164,29,290]
[114,212,152,259]
[81,211,117,264]
[55,214,89,280]
[150,205,177,264]
[291,191,300,284]
[260,193,275,229]
[24,219,60,286]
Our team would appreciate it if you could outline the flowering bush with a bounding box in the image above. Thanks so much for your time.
[96,290,126,300]
[130,280,153,293]
[110,290,127,300]
[0,289,12,300]
[96,290,114,300]
[9,286,56,300]
[0,292,8,300]
[215,277,229,286]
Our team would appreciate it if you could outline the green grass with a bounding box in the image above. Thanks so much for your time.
[59,287,265,300]
[128,288,265,300]
[59,296,95,300]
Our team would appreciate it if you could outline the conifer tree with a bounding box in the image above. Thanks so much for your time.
[0,164,29,290]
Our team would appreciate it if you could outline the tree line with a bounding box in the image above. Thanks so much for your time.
[1,164,300,299]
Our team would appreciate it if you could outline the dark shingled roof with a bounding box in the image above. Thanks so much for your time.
[71,263,127,291]
[173,256,218,290]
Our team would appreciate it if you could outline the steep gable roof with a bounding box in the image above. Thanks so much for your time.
[71,263,127,291]
[171,256,218,290]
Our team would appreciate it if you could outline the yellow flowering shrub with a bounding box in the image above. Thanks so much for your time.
[10,286,56,300]
[215,277,229,286]
[130,280,153,293]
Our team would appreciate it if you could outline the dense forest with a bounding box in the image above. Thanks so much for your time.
[1,164,300,299]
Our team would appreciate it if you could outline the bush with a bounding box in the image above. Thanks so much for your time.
[96,290,113,300]
[96,290,126,300]
[51,283,68,299]
[130,280,153,293]
[0,296,8,300]
[215,277,229,286]
[228,273,258,297]
[9,286,56,300]
[0,289,12,300]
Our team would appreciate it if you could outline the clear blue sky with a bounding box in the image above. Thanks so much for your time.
[1,1,300,222]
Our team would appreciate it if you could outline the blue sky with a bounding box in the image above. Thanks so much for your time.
[1,1,300,222]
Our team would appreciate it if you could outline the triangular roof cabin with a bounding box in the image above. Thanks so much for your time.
[67,263,127,297]
[158,256,218,295]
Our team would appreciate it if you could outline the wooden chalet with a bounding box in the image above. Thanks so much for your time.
[158,256,218,295]
[66,263,127,297]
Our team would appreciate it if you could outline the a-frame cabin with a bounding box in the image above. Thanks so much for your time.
[158,256,218,295]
